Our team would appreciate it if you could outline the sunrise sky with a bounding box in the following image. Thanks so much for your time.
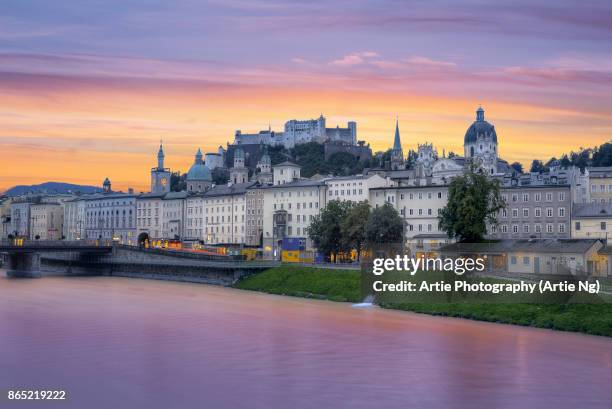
[1,0,612,192]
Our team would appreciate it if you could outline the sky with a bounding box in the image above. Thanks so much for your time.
[1,0,612,192]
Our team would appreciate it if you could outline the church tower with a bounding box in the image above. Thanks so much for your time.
[255,146,273,185]
[151,142,171,193]
[463,106,499,174]
[390,119,405,170]
[230,146,248,184]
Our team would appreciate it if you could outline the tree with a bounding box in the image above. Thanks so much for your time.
[530,159,547,173]
[308,200,352,261]
[340,201,371,260]
[438,166,506,242]
[510,162,523,174]
[365,203,404,244]
[170,171,186,192]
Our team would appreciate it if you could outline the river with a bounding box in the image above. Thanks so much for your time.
[0,274,611,409]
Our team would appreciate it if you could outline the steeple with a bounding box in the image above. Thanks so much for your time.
[476,106,485,122]
[195,148,203,164]
[157,141,165,170]
[393,118,402,152]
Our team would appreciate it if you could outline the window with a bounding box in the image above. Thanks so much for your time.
[546,193,553,202]
[535,207,541,217]
[546,208,553,217]
[512,194,518,202]
[523,256,530,265]
[558,207,565,217]
[575,221,581,231]
[502,209,507,218]
[601,222,607,230]
[511,256,517,265]
[513,225,519,233]
[502,225,508,233]
[535,224,542,233]
[523,224,529,233]
[558,192,565,201]
[512,209,518,218]
[522,208,529,217]
[535,193,541,202]
[559,223,566,233]
[522,193,529,202]
[546,224,554,233]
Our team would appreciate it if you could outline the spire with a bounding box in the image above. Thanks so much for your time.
[157,140,165,170]
[195,148,203,164]
[393,117,402,151]
[476,106,485,122]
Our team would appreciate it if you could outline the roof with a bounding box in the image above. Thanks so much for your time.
[187,162,212,181]
[274,161,300,168]
[392,120,402,151]
[203,181,257,197]
[464,108,497,144]
[587,166,612,177]
[572,203,612,218]
[258,179,326,189]
[163,191,188,200]
[440,239,601,255]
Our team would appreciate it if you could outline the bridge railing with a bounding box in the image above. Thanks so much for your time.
[0,239,112,249]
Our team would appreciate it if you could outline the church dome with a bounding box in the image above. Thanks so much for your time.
[464,107,497,144]
[186,149,212,181]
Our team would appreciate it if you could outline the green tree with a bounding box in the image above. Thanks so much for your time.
[365,203,404,244]
[308,200,352,261]
[340,201,371,260]
[438,166,506,242]
[510,162,523,174]
[530,159,547,173]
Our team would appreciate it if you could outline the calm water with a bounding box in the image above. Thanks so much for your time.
[1,274,611,409]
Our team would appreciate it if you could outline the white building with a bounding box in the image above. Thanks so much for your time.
[84,192,137,244]
[260,179,327,258]
[273,161,301,185]
[63,197,87,240]
[30,202,64,240]
[162,191,188,240]
[183,193,205,244]
[370,184,451,256]
[203,182,254,245]
[233,115,357,149]
[10,201,31,238]
[136,193,165,243]
[325,174,389,204]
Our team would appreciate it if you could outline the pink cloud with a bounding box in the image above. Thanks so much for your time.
[329,51,379,66]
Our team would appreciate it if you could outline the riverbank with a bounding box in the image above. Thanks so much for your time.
[234,265,612,337]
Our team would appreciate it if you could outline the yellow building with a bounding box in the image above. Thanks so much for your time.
[571,203,612,240]
[587,166,612,204]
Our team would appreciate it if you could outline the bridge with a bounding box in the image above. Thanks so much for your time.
[0,240,112,278]
[1,240,277,284]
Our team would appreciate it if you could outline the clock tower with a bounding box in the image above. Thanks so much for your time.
[151,142,171,194]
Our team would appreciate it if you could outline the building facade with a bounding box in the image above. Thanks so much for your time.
[571,203,612,240]
[261,179,327,259]
[489,184,571,240]
[84,193,136,244]
[30,202,63,240]
[370,184,451,255]
[587,166,612,204]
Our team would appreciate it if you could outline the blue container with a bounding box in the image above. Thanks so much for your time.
[282,237,305,251]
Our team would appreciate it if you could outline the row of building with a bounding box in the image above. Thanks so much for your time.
[2,107,612,264]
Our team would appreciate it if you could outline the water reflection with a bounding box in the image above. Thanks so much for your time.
[0,275,611,409]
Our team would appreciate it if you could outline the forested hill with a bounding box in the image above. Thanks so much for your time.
[268,142,374,178]
[530,142,612,172]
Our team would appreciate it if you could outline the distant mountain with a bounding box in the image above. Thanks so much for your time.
[3,182,103,197]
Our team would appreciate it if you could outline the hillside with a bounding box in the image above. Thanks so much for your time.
[3,182,103,196]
